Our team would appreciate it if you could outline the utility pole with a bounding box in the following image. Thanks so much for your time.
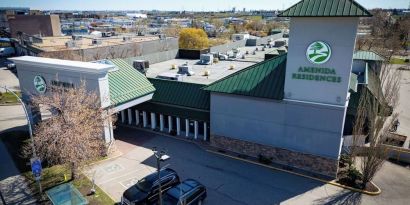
[152,147,170,205]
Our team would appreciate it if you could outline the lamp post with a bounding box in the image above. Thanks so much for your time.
[152,147,170,205]
[1,86,41,194]
[1,86,37,157]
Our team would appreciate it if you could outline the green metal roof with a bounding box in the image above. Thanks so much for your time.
[108,59,156,106]
[278,0,372,17]
[353,50,384,61]
[148,78,210,111]
[204,54,287,100]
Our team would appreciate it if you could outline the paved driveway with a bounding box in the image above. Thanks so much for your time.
[85,127,325,205]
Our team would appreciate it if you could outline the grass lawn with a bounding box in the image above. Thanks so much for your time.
[0,131,115,205]
[0,91,21,104]
[390,58,409,65]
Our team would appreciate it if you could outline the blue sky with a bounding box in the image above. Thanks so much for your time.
[0,0,408,11]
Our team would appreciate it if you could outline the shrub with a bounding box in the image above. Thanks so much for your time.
[258,154,272,165]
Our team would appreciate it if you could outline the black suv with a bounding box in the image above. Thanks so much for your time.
[162,179,207,205]
[121,168,180,205]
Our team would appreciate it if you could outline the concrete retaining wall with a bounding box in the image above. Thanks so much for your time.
[38,37,179,62]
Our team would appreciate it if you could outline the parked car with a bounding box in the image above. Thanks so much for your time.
[162,179,207,205]
[121,168,180,205]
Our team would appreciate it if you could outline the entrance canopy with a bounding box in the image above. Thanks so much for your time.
[10,56,155,112]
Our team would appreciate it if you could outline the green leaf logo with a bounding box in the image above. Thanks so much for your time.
[306,41,331,64]
[33,75,47,94]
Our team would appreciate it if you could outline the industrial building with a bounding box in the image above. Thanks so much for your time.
[11,0,381,178]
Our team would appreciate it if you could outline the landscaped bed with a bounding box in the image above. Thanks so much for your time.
[0,131,115,205]
[336,154,380,193]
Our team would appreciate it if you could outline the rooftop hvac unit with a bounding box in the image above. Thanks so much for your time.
[123,36,132,41]
[157,72,183,81]
[178,63,195,76]
[72,35,83,41]
[133,60,149,74]
[65,40,76,48]
[92,39,102,45]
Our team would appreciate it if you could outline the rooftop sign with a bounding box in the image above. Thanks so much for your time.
[306,41,331,64]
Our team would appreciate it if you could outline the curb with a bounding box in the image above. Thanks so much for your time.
[118,125,382,196]
[207,149,382,196]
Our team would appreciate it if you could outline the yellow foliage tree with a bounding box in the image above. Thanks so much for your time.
[179,28,209,49]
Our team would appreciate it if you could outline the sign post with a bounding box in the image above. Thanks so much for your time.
[31,157,42,194]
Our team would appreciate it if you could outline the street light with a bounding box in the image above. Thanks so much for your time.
[152,147,170,205]
[1,86,37,157]
[1,86,41,194]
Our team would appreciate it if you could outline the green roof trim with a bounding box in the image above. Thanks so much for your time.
[353,50,384,61]
[148,78,210,111]
[108,59,156,106]
[278,0,372,17]
[204,54,287,100]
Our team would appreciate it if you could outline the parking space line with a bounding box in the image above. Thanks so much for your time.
[98,168,150,185]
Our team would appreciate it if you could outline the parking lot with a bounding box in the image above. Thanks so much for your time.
[85,127,325,205]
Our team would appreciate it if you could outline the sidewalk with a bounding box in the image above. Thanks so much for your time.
[0,140,37,205]
[0,103,36,204]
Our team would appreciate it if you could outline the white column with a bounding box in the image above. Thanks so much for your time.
[120,110,125,123]
[168,116,172,133]
[194,121,198,140]
[135,110,140,125]
[176,117,181,135]
[185,119,189,137]
[127,109,132,125]
[151,113,156,129]
[143,111,147,127]
[203,122,207,141]
[160,114,164,131]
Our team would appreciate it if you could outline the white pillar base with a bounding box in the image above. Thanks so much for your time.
[121,110,125,123]
[194,121,198,140]
[160,114,164,131]
[135,110,140,125]
[143,111,147,127]
[203,122,207,141]
[151,113,156,129]
[185,119,189,137]
[168,116,173,133]
[176,117,181,135]
[127,109,132,125]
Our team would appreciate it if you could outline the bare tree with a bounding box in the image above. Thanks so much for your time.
[24,82,114,179]
[351,57,401,187]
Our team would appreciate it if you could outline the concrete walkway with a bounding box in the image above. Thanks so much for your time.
[0,67,36,204]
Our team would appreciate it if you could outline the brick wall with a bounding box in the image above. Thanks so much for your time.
[210,134,338,178]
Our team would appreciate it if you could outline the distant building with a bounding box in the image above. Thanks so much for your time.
[0,7,30,28]
[126,13,148,19]
[8,15,61,37]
